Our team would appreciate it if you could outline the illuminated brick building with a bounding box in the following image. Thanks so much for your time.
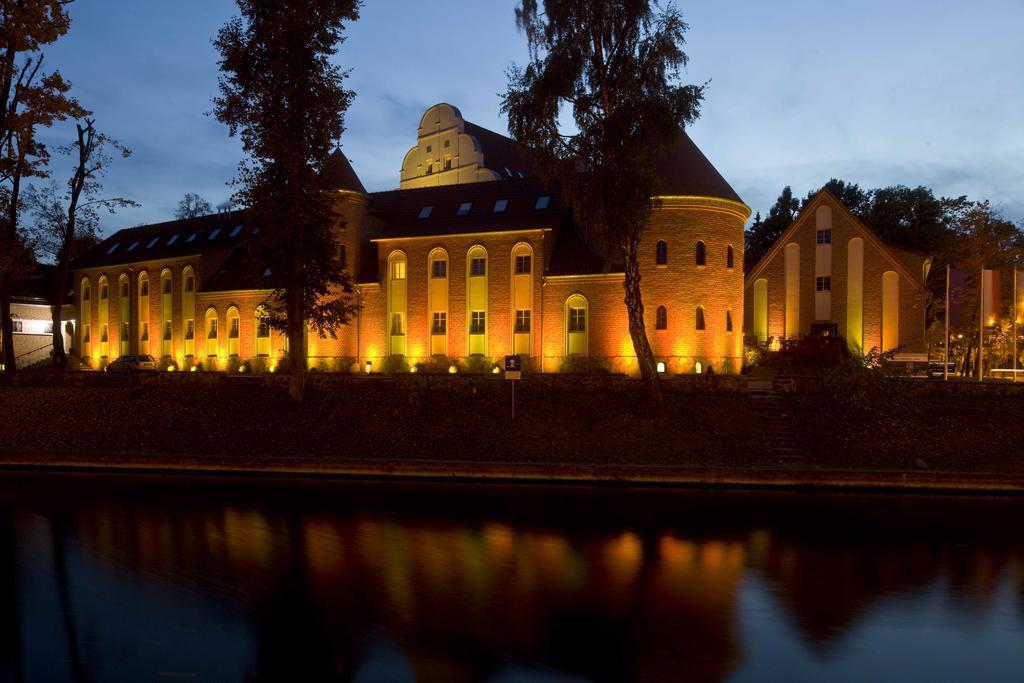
[744,189,931,354]
[71,103,750,374]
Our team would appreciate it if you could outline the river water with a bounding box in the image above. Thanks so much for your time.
[0,474,1021,682]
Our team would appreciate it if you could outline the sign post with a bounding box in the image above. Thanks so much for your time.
[504,355,521,421]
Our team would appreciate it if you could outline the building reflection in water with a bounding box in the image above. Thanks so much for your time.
[5,480,1024,681]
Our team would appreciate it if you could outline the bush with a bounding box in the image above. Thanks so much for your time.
[822,364,917,414]
[559,356,611,374]
[772,335,851,370]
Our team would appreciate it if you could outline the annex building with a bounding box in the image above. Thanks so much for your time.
[744,189,931,355]
[70,103,751,375]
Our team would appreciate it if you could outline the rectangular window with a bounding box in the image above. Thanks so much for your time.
[816,229,832,244]
[141,322,149,341]
[534,195,551,210]
[431,259,447,278]
[456,202,472,216]
[493,199,509,214]
[11,320,24,333]
[122,322,130,339]
[391,261,406,280]
[229,318,239,338]
[470,258,486,277]
[569,308,586,333]
[515,310,531,333]
[727,310,734,332]
[140,282,149,297]
[163,321,172,340]
[432,312,447,335]
[444,156,452,170]
[162,278,171,294]
[100,285,108,300]
[185,320,195,340]
[816,276,832,292]
[185,275,194,292]
[207,320,217,339]
[470,311,486,335]
[83,325,90,343]
[257,320,270,338]
[101,324,108,342]
[390,313,404,336]
[515,255,531,274]
[417,205,433,219]
[121,283,129,298]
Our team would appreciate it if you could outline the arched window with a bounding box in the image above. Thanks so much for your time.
[695,306,706,331]
[656,305,667,330]
[565,294,588,357]
[656,240,667,265]
[387,251,407,356]
[882,271,899,352]
[98,276,109,357]
[160,269,173,357]
[255,305,271,356]
[726,309,733,332]
[726,245,734,270]
[428,247,448,356]
[138,272,150,355]
[205,307,219,357]
[226,306,240,356]
[511,242,533,355]
[80,278,91,357]
[753,278,768,343]
[466,245,488,355]
[695,241,706,266]
[118,273,130,356]
[182,266,196,358]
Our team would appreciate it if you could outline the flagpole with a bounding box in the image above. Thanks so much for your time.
[1014,269,1018,383]
[944,264,950,381]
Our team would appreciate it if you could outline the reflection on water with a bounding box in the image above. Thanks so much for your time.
[0,476,1022,682]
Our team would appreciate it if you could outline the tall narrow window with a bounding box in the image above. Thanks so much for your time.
[387,251,408,356]
[205,308,219,357]
[182,266,196,358]
[511,243,533,355]
[138,272,150,355]
[656,241,668,265]
[515,310,531,333]
[118,273,130,356]
[98,276,109,357]
[696,306,706,330]
[255,305,270,357]
[565,294,589,357]
[470,311,486,335]
[428,248,449,355]
[515,254,531,274]
[470,257,486,276]
[726,309,733,332]
[227,306,240,356]
[656,306,667,330]
[727,245,735,270]
[160,269,173,357]
[695,241,706,266]
[467,246,488,355]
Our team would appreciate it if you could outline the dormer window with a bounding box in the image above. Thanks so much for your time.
[208,228,221,240]
[457,202,472,216]
[185,233,197,243]
[417,205,433,219]
[146,237,159,248]
[229,225,243,237]
[127,241,140,252]
[106,242,120,255]
[534,195,551,210]
[493,199,509,214]
[166,234,179,246]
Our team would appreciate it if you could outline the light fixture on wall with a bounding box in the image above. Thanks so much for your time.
[364,361,372,374]
[656,362,666,374]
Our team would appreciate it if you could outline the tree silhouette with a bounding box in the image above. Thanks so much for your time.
[174,192,212,220]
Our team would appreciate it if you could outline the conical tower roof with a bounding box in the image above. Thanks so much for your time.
[652,130,743,205]
[323,148,366,194]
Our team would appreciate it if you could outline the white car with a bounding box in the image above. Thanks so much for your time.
[104,354,158,375]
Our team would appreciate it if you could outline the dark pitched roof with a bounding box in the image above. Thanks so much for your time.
[72,211,248,270]
[368,176,562,240]
[323,148,366,194]
[651,130,744,204]
[463,120,535,180]
[546,221,620,276]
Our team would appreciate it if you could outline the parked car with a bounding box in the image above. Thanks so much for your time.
[104,354,158,374]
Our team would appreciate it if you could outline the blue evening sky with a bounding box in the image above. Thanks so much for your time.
[36,0,1024,235]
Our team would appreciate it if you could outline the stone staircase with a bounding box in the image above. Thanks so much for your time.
[747,368,800,462]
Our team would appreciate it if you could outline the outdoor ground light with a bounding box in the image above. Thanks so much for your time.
[167,365,176,372]
[189,365,197,372]
[492,366,500,374]
[448,364,457,374]
[410,365,418,373]
[364,361,372,373]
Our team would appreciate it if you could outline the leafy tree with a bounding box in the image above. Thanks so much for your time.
[502,0,705,403]
[0,0,85,379]
[174,192,212,220]
[861,185,965,254]
[803,178,871,216]
[213,0,361,403]
[745,186,799,268]
[28,118,137,368]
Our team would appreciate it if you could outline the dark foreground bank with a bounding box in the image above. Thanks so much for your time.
[2,381,1024,491]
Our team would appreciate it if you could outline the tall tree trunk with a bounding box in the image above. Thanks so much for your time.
[0,287,13,381]
[1,160,24,381]
[621,237,662,405]
[287,286,305,403]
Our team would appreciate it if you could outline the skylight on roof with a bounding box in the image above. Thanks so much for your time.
[229,225,243,237]
[185,233,197,243]
[417,206,433,219]
[127,241,140,252]
[534,195,551,210]
[146,237,159,248]
[493,199,509,214]
[456,202,472,216]
[105,242,120,255]
[504,167,513,178]
[208,228,221,240]
[517,171,525,178]
[166,234,179,246]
